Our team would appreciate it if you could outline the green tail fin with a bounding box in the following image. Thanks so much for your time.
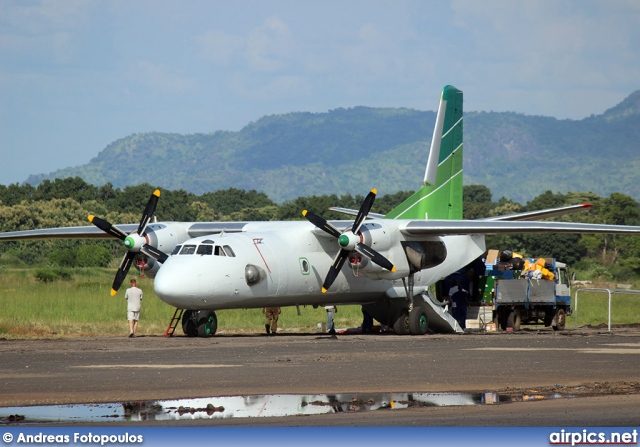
[384,85,463,220]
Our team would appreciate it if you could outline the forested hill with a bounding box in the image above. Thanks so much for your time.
[26,90,640,204]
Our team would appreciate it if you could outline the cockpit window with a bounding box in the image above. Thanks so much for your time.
[223,245,236,257]
[197,244,213,255]
[214,245,226,256]
[179,245,196,255]
[171,245,182,255]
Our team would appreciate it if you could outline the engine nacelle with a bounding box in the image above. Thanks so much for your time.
[346,222,396,276]
[133,255,162,278]
[358,222,392,253]
[143,223,187,254]
[402,240,447,271]
[130,222,191,278]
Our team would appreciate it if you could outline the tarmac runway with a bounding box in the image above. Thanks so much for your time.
[1,327,639,426]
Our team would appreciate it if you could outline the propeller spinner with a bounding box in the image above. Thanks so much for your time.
[303,188,396,293]
[89,189,168,295]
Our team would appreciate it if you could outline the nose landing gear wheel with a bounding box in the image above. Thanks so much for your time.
[197,311,218,337]
[181,310,197,337]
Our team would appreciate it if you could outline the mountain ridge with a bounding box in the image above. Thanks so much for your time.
[26,90,640,204]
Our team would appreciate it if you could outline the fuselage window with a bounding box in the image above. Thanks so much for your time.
[214,245,227,256]
[180,245,196,255]
[223,245,236,257]
[171,245,182,255]
[197,245,213,255]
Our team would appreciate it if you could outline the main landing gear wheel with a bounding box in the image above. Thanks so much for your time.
[553,308,566,331]
[197,311,217,337]
[393,311,410,335]
[408,307,428,335]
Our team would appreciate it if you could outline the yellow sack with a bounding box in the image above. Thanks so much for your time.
[540,268,555,281]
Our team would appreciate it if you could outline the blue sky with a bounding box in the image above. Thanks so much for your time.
[1,0,639,186]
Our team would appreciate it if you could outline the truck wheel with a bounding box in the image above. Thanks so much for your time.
[493,312,501,330]
[544,312,554,327]
[494,308,508,330]
[507,310,521,331]
[553,309,566,331]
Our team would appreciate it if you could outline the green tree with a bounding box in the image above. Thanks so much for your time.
[589,193,640,265]
[463,185,494,219]
[200,188,275,218]
[77,245,113,268]
[49,249,78,267]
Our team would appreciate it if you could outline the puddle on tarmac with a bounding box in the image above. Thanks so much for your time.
[0,392,569,424]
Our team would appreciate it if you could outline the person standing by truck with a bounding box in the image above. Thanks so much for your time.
[451,287,469,329]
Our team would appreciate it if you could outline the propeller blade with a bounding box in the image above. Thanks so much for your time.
[352,189,377,234]
[302,210,342,239]
[141,244,168,264]
[137,189,161,235]
[88,215,127,241]
[111,251,136,296]
[322,249,349,293]
[355,242,396,272]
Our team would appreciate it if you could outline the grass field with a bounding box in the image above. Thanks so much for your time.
[1,268,639,338]
[0,268,365,338]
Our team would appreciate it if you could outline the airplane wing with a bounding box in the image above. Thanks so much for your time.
[400,219,640,236]
[0,224,139,241]
[327,207,385,219]
[330,203,593,222]
[480,203,593,221]
[0,221,254,241]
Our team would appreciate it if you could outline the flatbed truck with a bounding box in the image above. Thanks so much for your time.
[484,258,571,331]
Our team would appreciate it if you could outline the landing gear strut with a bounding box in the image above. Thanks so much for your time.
[395,273,428,335]
[401,273,416,312]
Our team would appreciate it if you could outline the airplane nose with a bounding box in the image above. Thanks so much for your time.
[153,259,194,306]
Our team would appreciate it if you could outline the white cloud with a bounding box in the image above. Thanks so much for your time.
[245,16,294,73]
[449,0,640,117]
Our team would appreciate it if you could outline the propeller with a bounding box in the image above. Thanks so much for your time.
[88,189,168,295]
[303,188,396,293]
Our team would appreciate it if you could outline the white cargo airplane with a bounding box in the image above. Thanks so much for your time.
[3,85,640,337]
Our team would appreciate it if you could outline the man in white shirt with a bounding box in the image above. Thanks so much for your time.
[125,279,143,337]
